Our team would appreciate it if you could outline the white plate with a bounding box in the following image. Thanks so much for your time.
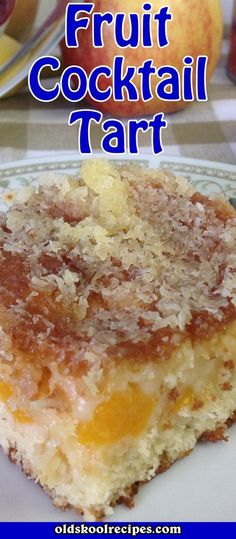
[0,154,236,523]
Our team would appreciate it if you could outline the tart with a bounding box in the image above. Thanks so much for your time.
[0,159,236,520]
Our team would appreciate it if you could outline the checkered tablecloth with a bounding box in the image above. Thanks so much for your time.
[0,37,235,165]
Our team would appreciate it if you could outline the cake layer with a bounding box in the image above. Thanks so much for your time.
[0,160,236,519]
[1,319,236,519]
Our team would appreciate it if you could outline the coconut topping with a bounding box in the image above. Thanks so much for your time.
[0,159,235,369]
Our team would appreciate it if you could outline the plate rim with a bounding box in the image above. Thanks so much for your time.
[0,153,235,176]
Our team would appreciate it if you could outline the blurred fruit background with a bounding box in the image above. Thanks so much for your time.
[6,0,39,42]
[1,1,234,56]
[61,0,223,117]
[0,0,235,165]
[1,0,231,116]
[35,1,234,29]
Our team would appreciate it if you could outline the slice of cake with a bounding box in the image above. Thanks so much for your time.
[0,159,236,520]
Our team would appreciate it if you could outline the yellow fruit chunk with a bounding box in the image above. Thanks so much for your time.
[77,384,155,446]
[0,34,28,97]
[0,380,13,402]
[173,388,195,413]
[0,34,20,65]
[12,409,32,424]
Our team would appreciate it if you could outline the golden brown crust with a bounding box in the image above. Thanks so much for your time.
[0,160,235,381]
[226,411,236,428]
[117,483,140,510]
[224,360,235,372]
[200,427,229,443]
[200,410,236,443]
[220,382,233,391]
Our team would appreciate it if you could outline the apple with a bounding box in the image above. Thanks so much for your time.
[61,0,223,117]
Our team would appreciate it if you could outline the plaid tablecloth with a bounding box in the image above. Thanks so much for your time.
[0,37,235,165]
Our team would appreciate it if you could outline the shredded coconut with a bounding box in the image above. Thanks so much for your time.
[0,159,235,370]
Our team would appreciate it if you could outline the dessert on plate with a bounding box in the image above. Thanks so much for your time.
[0,159,236,520]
